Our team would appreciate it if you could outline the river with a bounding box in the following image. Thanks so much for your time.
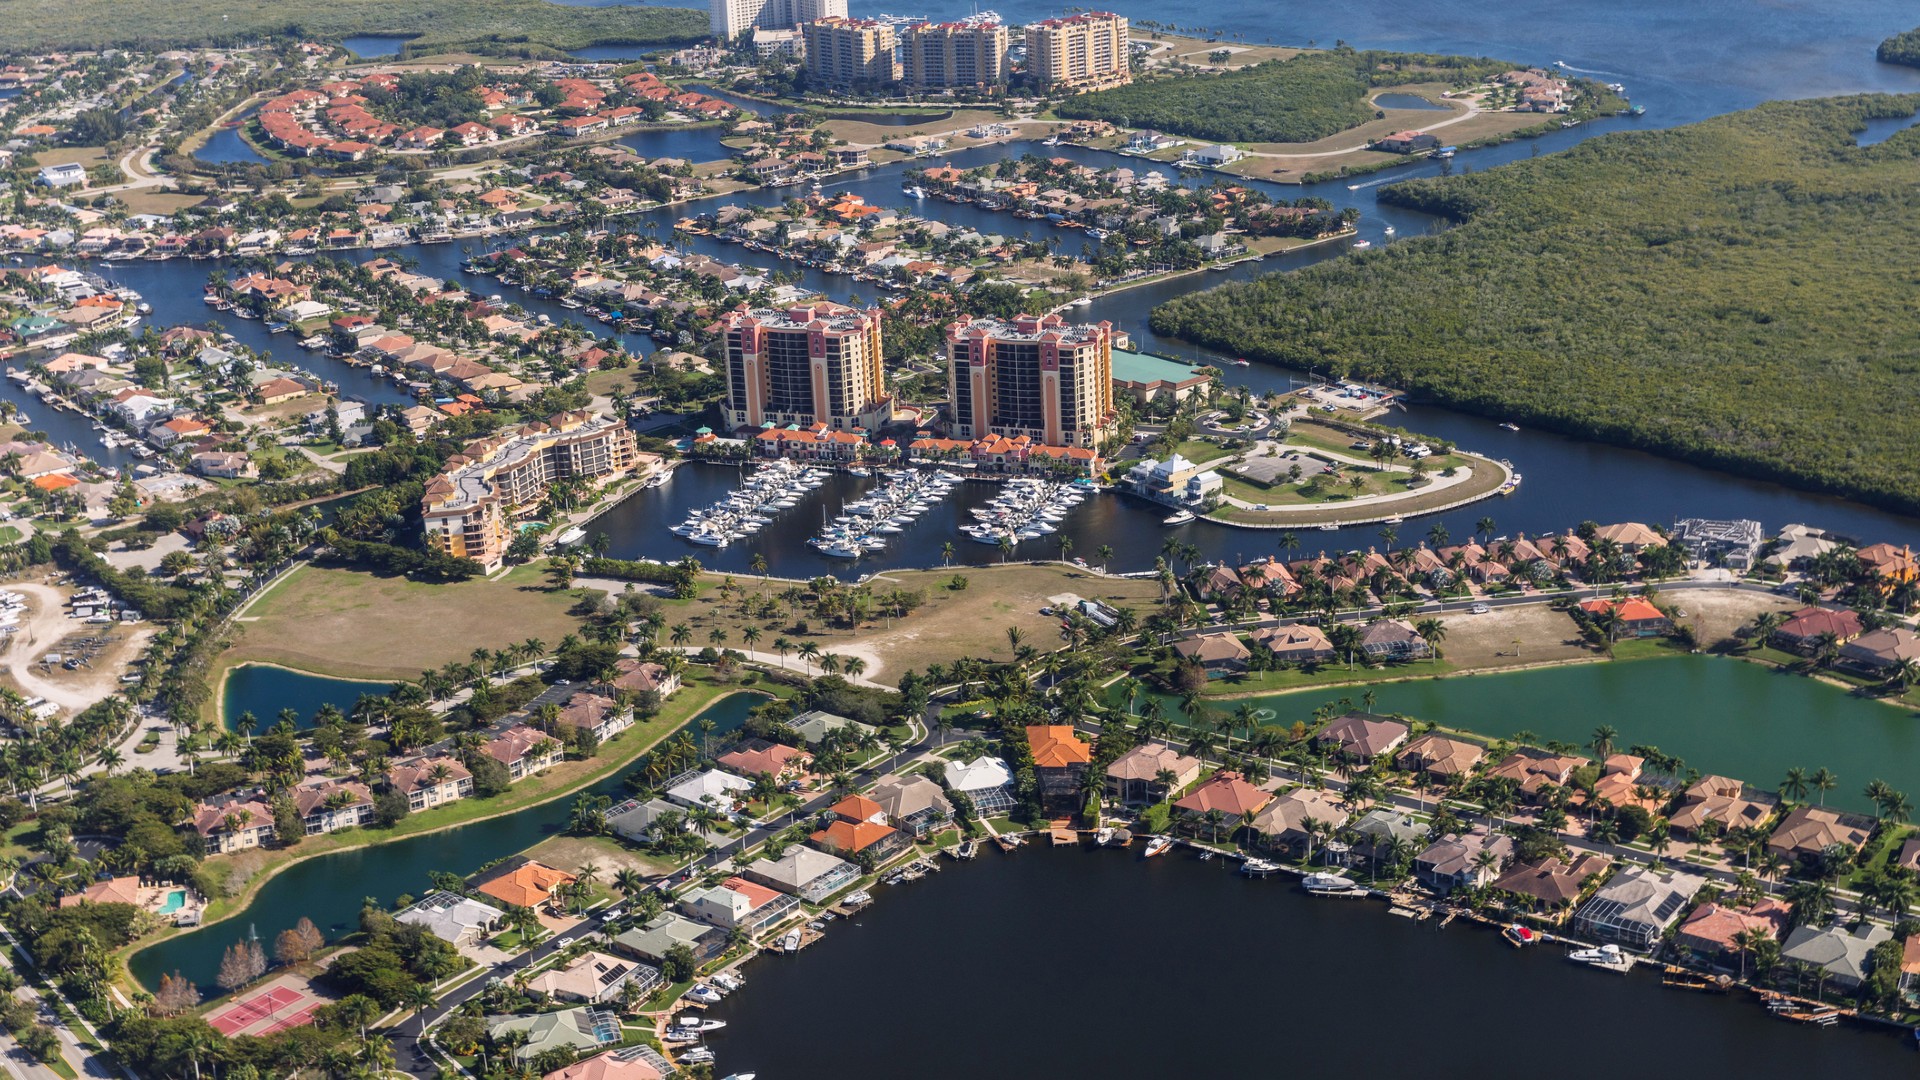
[127,690,763,991]
[700,843,1915,1078]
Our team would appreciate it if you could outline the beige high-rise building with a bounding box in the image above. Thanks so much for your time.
[1025,11,1131,92]
[709,0,845,40]
[902,20,1010,90]
[723,303,893,432]
[946,314,1117,448]
[421,411,638,572]
[802,17,901,88]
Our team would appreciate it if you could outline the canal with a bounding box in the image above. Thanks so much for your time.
[218,664,393,731]
[701,842,1914,1078]
[1149,655,1918,816]
[128,690,764,992]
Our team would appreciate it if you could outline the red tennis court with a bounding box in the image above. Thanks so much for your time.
[207,979,328,1038]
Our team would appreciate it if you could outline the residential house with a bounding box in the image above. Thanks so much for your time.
[290,779,374,835]
[715,739,812,784]
[1251,787,1346,855]
[1373,130,1438,153]
[553,691,632,744]
[1172,632,1251,675]
[680,877,798,932]
[868,774,953,838]
[525,951,647,1004]
[607,657,681,698]
[1104,743,1202,806]
[1674,898,1792,962]
[611,911,727,964]
[386,755,474,811]
[1768,805,1873,867]
[1780,922,1892,989]
[741,846,859,903]
[1771,606,1865,654]
[58,876,144,909]
[606,798,687,844]
[1357,619,1431,660]
[1574,866,1707,949]
[148,416,211,447]
[190,452,255,479]
[1586,754,1666,814]
[487,1008,612,1063]
[791,710,876,746]
[1315,712,1410,765]
[1172,771,1271,836]
[543,1049,671,1080]
[942,755,1016,816]
[1413,825,1514,893]
[1859,543,1918,590]
[472,857,577,911]
[664,768,751,813]
[396,891,504,946]
[1591,522,1667,553]
[1250,623,1334,664]
[1395,734,1484,782]
[486,723,562,780]
[1487,748,1586,803]
[1578,596,1671,637]
[811,793,908,862]
[1839,627,1920,677]
[1350,809,1426,865]
[1491,854,1611,912]
[187,795,276,855]
[1667,775,1771,838]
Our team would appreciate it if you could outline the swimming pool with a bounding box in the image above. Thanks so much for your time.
[156,889,186,915]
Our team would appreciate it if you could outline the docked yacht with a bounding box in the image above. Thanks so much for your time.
[1142,835,1174,858]
[684,985,724,1004]
[1568,944,1634,973]
[1240,858,1280,876]
[1163,510,1195,526]
[1302,872,1360,893]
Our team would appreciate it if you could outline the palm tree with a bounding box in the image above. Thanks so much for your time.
[773,636,792,668]
[1780,767,1809,802]
[1589,725,1618,760]
[742,625,763,652]
[1811,767,1837,806]
[797,641,820,675]
[941,541,955,567]
[613,867,646,897]
[1414,617,1447,659]
[1475,516,1496,545]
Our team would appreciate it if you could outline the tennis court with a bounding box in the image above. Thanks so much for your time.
[206,977,330,1038]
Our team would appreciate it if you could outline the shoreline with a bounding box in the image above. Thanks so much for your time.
[209,658,395,730]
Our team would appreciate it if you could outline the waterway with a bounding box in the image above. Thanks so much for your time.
[218,664,393,731]
[702,843,1914,1078]
[127,690,763,992]
[1154,654,1915,816]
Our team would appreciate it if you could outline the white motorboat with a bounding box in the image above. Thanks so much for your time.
[1094,827,1114,846]
[1241,858,1280,876]
[711,971,744,991]
[676,1017,727,1032]
[779,929,802,953]
[1143,835,1174,858]
[680,1048,715,1065]
[1302,872,1359,893]
[685,984,724,1004]
[1162,510,1195,526]
[1568,944,1634,973]
[843,890,874,908]
[721,1073,758,1080]
[661,1028,702,1044]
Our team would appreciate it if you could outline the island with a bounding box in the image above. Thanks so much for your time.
[1878,26,1920,68]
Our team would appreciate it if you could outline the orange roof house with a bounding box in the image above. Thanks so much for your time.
[810,818,898,856]
[1577,596,1671,635]
[1172,771,1271,818]
[31,473,78,491]
[1026,725,1091,769]
[472,858,576,908]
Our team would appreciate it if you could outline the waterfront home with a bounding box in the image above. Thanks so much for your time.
[1577,596,1671,637]
[1172,632,1250,676]
[1172,770,1271,836]
[1673,898,1791,962]
[1027,724,1093,810]
[57,876,142,909]
[1780,922,1891,989]
[868,774,953,838]
[606,657,680,698]
[1251,787,1346,855]
[943,755,1016,815]
[1574,866,1706,949]
[715,739,812,785]
[1487,748,1586,803]
[191,452,255,479]
[1667,775,1771,838]
[1857,542,1917,589]
[1768,805,1873,867]
[290,778,375,836]
[1350,809,1425,863]
[1591,522,1667,553]
[386,754,474,811]
[606,797,688,844]
[553,691,632,743]
[812,794,908,862]
[1357,619,1431,660]
[1771,606,1865,654]
[187,794,276,855]
[486,723,563,781]
[1670,517,1764,568]
[1251,623,1334,664]
[1394,734,1484,782]
[472,857,577,912]
[612,911,727,964]
[664,768,751,813]
[741,846,859,903]
[1491,854,1611,913]
[680,876,798,932]
[1315,712,1410,766]
[1373,130,1438,153]
[1105,743,1202,806]
[396,891,504,947]
[544,1049,671,1080]
[1585,754,1666,814]
[526,950,647,1004]
[1839,626,1920,676]
[489,1008,613,1062]
[1122,453,1224,508]
[1413,825,1514,893]
[791,709,876,746]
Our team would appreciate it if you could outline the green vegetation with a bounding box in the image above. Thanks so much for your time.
[0,0,708,55]
[1055,49,1512,145]
[1878,27,1920,68]
[1150,94,1920,513]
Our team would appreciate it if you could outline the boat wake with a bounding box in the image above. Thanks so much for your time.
[1554,59,1629,78]
[1344,172,1411,191]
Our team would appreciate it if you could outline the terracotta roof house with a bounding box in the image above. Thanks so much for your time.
[187,795,276,855]
[387,754,473,811]
[472,857,576,909]
[1772,606,1865,653]
[486,723,562,780]
[1172,771,1271,827]
[1592,522,1666,552]
[1674,898,1791,960]
[1858,542,1918,585]
[289,778,374,836]
[542,1048,667,1080]
[1667,775,1771,837]
[1768,805,1873,865]
[1586,754,1666,814]
[552,691,633,743]
[1491,854,1611,910]
[1251,787,1345,854]
[1357,619,1430,660]
[1251,623,1334,663]
[59,876,143,909]
[1780,922,1891,989]
[1105,743,1202,805]
[1413,825,1514,893]
[1395,733,1484,780]
[715,740,812,783]
[1575,866,1707,948]
[1839,627,1920,676]
[606,657,681,697]
[1172,632,1251,674]
[810,816,905,861]
[1487,748,1586,802]
[1027,724,1091,809]
[1578,596,1671,637]
[680,877,798,932]
[1316,712,1410,764]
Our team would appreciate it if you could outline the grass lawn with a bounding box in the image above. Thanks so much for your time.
[1168,439,1237,466]
[219,562,588,681]
[524,833,684,880]
[1194,657,1457,696]
[32,146,108,172]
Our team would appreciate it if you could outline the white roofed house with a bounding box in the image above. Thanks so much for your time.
[524,950,649,1004]
[943,755,1016,816]
[396,891,504,946]
[740,846,859,904]
[664,768,751,813]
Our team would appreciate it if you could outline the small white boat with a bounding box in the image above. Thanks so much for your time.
[721,1074,757,1080]
[1240,858,1280,876]
[779,929,802,953]
[661,1028,702,1044]
[847,466,872,477]
[1499,421,1520,431]
[675,1017,727,1032]
[1162,510,1195,526]
[684,984,723,1004]
[1302,872,1358,893]
[1568,944,1634,973]
[1383,225,1396,236]
[711,971,744,991]
[1143,835,1174,858]
[1351,240,1372,249]
[680,1048,715,1065]
[1094,827,1114,846]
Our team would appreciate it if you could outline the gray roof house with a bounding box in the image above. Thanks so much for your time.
[1573,866,1707,949]
[868,774,952,838]
[790,710,876,746]
[1350,809,1425,856]
[740,846,858,903]
[606,797,685,843]
[487,1007,614,1061]
[1413,826,1513,893]
[610,911,727,964]
[1780,923,1892,989]
[395,891,504,946]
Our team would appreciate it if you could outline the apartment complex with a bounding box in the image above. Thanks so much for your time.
[421,411,637,572]
[1025,12,1131,92]
[710,0,844,40]
[722,302,893,433]
[803,17,901,88]
[902,20,1010,90]
[945,313,1118,449]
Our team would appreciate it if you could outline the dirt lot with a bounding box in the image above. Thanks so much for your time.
[821,108,1001,146]
[525,834,681,881]
[1436,588,1797,672]
[222,563,587,681]
[0,581,155,712]
[1135,33,1305,70]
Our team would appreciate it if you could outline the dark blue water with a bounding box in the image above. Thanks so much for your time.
[1856,112,1920,146]
[618,125,734,163]
[194,122,268,166]
[340,35,410,59]
[1374,92,1449,110]
[129,691,763,992]
[566,44,652,62]
[220,664,393,731]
